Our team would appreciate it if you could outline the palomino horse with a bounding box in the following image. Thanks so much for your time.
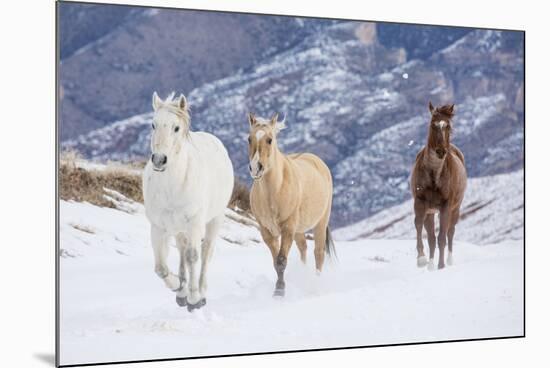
[142,92,234,311]
[247,113,336,297]
[411,102,467,270]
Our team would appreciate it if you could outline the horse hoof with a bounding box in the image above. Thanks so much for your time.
[427,260,435,271]
[447,253,454,266]
[186,298,206,312]
[273,288,285,298]
[175,296,187,307]
[438,263,445,270]
[417,256,428,267]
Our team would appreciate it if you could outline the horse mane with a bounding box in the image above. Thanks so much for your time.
[159,91,191,129]
[255,113,286,134]
[432,104,455,121]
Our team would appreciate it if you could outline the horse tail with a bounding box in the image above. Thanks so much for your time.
[325,226,338,260]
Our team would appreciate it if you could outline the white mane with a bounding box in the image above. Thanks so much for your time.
[154,91,191,129]
[163,91,176,104]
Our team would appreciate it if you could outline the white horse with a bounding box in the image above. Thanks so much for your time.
[142,92,234,311]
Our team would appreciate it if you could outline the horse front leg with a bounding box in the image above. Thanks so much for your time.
[414,200,428,267]
[258,226,282,296]
[174,233,189,307]
[424,214,436,271]
[151,224,180,292]
[446,209,460,266]
[184,218,207,312]
[274,223,296,297]
[438,203,450,270]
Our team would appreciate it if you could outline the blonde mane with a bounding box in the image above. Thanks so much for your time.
[255,113,286,134]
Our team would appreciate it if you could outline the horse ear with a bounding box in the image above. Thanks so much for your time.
[248,112,256,126]
[270,113,279,126]
[449,104,455,114]
[428,101,435,114]
[152,91,163,111]
[177,94,187,111]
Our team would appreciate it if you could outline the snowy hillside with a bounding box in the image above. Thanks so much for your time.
[334,170,524,244]
[59,195,523,366]
[63,22,523,227]
[59,3,336,139]
[59,3,476,140]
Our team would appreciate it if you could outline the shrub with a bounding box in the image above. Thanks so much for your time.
[229,178,251,213]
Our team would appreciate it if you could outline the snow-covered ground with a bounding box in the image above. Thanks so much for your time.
[59,195,523,365]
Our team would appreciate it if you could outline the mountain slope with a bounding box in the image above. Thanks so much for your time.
[58,3,336,140]
[58,3,146,60]
[63,23,523,227]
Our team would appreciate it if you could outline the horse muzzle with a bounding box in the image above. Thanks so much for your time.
[151,153,168,172]
[249,162,264,180]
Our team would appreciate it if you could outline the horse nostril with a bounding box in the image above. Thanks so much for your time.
[258,162,263,171]
[152,153,167,167]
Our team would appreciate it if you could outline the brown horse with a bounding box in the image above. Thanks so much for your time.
[410,102,467,270]
[247,113,336,297]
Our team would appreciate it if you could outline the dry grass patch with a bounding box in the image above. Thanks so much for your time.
[60,154,143,208]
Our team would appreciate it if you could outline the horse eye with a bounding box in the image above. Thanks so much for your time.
[151,123,155,130]
[248,137,251,144]
[267,138,272,145]
[174,126,180,133]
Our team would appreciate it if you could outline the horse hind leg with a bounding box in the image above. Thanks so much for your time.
[313,222,328,273]
[294,233,307,264]
[198,215,223,298]
[447,210,459,266]
[424,214,436,271]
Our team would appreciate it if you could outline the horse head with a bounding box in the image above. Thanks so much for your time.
[427,101,454,159]
[246,112,286,180]
[149,91,190,172]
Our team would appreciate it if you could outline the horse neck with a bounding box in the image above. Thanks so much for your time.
[260,147,286,194]
[164,138,192,182]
